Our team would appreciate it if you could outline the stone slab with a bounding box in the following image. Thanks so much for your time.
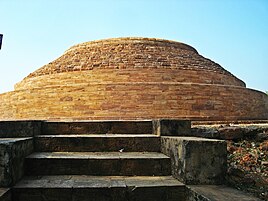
[26,151,170,159]
[0,188,11,201]
[0,138,33,187]
[191,124,268,140]
[0,121,41,138]
[186,185,262,201]
[161,137,227,185]
[153,119,191,136]
[42,120,153,134]
[25,152,171,176]
[34,134,160,152]
[13,175,185,201]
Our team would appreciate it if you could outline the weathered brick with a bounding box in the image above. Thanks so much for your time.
[0,37,267,121]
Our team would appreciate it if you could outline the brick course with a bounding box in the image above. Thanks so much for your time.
[0,37,267,120]
[15,69,244,90]
[0,82,267,120]
[21,37,245,87]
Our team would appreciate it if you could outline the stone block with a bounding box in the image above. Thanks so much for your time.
[12,188,72,201]
[0,138,33,187]
[153,119,191,136]
[191,124,268,140]
[186,185,262,201]
[72,188,125,201]
[25,152,171,176]
[0,121,41,138]
[42,121,153,134]
[127,186,184,201]
[161,137,226,184]
[34,134,160,152]
[191,127,220,139]
[218,126,245,140]
[0,188,11,201]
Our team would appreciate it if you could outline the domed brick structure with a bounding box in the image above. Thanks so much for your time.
[0,37,267,120]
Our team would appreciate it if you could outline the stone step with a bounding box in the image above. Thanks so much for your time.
[34,134,160,152]
[186,185,262,201]
[25,152,171,176]
[12,175,185,201]
[42,121,153,135]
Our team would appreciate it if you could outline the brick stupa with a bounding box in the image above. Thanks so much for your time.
[0,37,267,120]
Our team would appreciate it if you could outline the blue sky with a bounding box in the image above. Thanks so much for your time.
[0,0,267,93]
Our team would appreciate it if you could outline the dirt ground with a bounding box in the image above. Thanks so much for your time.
[226,139,268,200]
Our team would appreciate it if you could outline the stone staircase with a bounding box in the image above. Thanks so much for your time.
[1,120,262,201]
[12,121,186,201]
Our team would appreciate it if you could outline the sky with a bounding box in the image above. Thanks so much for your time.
[0,0,267,94]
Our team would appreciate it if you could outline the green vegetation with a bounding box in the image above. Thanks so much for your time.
[266,91,268,95]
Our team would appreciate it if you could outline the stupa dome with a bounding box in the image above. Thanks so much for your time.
[0,37,267,120]
[16,37,246,89]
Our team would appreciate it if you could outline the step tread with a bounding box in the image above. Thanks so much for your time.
[37,134,158,138]
[0,188,11,201]
[187,185,262,201]
[0,188,10,196]
[0,137,32,143]
[14,175,184,188]
[26,152,169,159]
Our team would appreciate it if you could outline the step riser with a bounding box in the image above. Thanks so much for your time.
[25,158,171,176]
[34,137,160,152]
[42,121,153,134]
[12,186,185,201]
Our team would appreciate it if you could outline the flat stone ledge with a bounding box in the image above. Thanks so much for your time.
[26,151,170,160]
[161,137,227,185]
[0,138,33,144]
[36,134,157,137]
[13,176,186,201]
[0,188,11,201]
[14,175,185,188]
[186,185,262,201]
[191,124,268,140]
